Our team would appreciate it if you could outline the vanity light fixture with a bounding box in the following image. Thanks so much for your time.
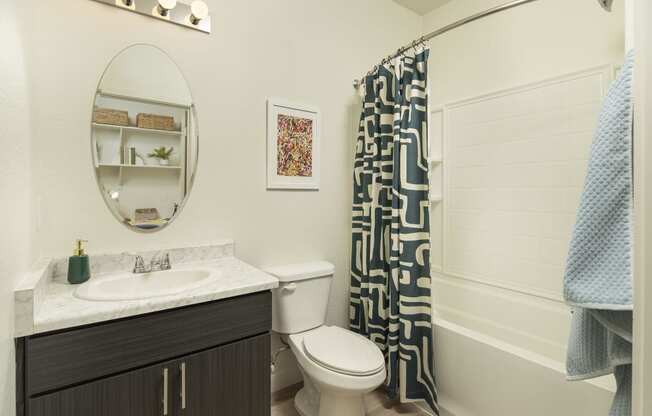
[189,1,209,25]
[91,0,211,33]
[155,0,177,18]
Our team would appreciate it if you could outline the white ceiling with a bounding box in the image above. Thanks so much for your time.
[393,0,453,15]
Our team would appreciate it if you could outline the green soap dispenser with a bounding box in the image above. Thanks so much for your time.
[68,239,91,284]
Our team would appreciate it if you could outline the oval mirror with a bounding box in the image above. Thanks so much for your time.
[91,45,198,232]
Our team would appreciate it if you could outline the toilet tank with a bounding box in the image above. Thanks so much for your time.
[266,261,334,334]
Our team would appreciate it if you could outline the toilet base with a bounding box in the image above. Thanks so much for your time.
[317,390,367,416]
[294,386,368,416]
[294,387,317,416]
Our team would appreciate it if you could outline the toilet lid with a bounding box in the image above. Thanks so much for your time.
[302,326,385,376]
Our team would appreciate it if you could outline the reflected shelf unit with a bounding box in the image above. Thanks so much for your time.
[92,90,193,203]
[92,121,187,186]
[92,122,184,137]
[97,163,182,170]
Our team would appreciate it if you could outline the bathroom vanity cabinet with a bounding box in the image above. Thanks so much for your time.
[16,291,272,416]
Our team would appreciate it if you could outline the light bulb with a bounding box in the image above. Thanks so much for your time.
[109,190,120,200]
[189,0,209,25]
[156,0,177,16]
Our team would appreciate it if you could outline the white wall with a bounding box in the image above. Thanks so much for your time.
[422,0,625,414]
[0,2,32,415]
[11,0,421,393]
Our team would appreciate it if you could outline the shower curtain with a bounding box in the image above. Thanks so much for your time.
[350,49,438,414]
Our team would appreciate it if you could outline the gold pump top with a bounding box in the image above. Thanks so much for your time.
[73,239,88,256]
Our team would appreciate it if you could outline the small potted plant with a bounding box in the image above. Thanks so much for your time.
[148,146,174,166]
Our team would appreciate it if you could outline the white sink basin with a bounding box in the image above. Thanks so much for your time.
[74,269,215,301]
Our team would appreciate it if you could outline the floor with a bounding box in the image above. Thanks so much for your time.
[271,384,431,416]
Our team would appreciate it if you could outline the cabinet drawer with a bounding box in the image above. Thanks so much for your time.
[26,291,271,396]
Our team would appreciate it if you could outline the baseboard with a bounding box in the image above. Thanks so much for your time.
[415,400,455,416]
[271,382,303,405]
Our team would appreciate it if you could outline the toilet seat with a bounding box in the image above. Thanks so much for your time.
[302,326,385,376]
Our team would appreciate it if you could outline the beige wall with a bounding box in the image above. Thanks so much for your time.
[423,0,625,414]
[0,3,32,415]
[11,0,421,394]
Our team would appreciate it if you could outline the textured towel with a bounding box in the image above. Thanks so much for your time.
[563,50,634,416]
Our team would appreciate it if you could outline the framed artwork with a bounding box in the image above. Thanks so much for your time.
[267,98,320,190]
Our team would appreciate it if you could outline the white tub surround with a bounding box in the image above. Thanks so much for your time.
[14,241,278,336]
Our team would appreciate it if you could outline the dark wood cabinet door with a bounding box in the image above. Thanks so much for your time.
[181,333,271,416]
[29,358,178,416]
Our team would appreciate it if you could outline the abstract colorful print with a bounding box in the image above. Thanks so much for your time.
[276,114,313,177]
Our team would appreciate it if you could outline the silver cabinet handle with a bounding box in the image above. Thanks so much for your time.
[180,362,187,409]
[162,367,169,416]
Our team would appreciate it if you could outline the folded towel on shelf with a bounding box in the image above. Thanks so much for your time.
[563,50,634,416]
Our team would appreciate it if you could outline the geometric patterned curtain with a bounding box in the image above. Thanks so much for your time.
[350,48,438,414]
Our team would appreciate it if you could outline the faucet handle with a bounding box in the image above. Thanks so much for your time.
[160,253,171,270]
[124,252,148,273]
[133,255,148,273]
[149,251,171,271]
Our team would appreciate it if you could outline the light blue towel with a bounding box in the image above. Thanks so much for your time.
[563,50,634,416]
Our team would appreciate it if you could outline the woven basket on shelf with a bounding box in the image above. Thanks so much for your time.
[93,108,129,126]
[136,113,176,131]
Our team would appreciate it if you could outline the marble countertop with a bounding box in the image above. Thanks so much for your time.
[15,242,279,336]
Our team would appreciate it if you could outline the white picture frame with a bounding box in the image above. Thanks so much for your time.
[266,98,320,190]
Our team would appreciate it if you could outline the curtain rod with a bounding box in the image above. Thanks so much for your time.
[353,0,612,89]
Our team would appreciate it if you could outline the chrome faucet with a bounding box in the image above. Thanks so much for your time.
[150,251,172,272]
[125,252,172,274]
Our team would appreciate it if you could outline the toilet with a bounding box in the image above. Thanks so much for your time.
[266,262,386,416]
